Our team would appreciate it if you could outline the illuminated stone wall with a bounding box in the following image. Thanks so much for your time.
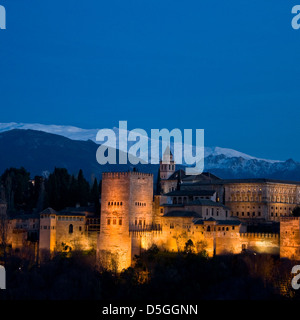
[98,172,153,272]
[7,216,39,245]
[158,216,199,252]
[39,213,57,252]
[11,230,27,250]
[240,233,279,254]
[280,217,300,260]
[39,212,97,253]
[55,216,96,251]
[145,216,279,257]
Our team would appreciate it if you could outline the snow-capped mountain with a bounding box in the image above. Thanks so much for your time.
[0,122,100,142]
[0,126,299,181]
[0,122,281,164]
[204,154,299,180]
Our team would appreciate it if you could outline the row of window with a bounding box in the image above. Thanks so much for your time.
[233,209,293,217]
[237,206,261,209]
[234,212,261,217]
[107,218,122,226]
[40,224,81,233]
[270,206,293,211]
[40,215,83,221]
[206,226,235,232]
[108,201,123,206]
[270,212,291,217]
[108,201,147,207]
[41,215,56,219]
[230,195,296,203]
[206,208,219,216]
[57,216,84,221]
[169,223,191,229]
[41,226,55,230]
[135,202,146,206]
[205,208,228,217]
[169,224,235,231]
[161,164,175,171]
[230,196,262,202]
[172,196,210,204]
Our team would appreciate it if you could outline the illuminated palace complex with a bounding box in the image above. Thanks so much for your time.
[2,151,300,271]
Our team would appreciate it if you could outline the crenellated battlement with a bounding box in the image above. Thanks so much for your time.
[240,232,279,239]
[102,171,153,179]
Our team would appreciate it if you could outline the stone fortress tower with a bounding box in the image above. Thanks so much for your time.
[39,208,57,252]
[98,171,153,272]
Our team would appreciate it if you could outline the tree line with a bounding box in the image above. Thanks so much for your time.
[0,246,299,300]
[0,167,101,216]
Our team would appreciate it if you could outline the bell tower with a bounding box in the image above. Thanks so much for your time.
[160,146,175,180]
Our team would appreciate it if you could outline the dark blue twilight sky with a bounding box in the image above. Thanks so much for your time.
[0,0,299,161]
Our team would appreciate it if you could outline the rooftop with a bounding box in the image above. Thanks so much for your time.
[194,218,241,226]
[182,178,300,186]
[163,210,201,218]
[162,199,230,209]
[40,207,58,215]
[165,189,215,197]
[40,207,86,217]
[182,172,221,183]
[166,169,186,181]
[56,211,86,217]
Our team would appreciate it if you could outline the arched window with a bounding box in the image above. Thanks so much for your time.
[69,224,73,234]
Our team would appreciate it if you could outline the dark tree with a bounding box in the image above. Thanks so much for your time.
[90,178,100,215]
[292,206,300,217]
[77,169,90,207]
[44,168,72,211]
[1,167,32,214]
[176,170,182,191]
[184,239,195,254]
[156,168,161,195]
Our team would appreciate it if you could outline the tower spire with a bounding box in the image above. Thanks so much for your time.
[159,145,176,180]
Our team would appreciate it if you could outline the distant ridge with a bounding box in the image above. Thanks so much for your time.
[0,128,300,181]
[0,122,281,163]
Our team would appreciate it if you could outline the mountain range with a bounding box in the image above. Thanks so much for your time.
[0,123,299,181]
